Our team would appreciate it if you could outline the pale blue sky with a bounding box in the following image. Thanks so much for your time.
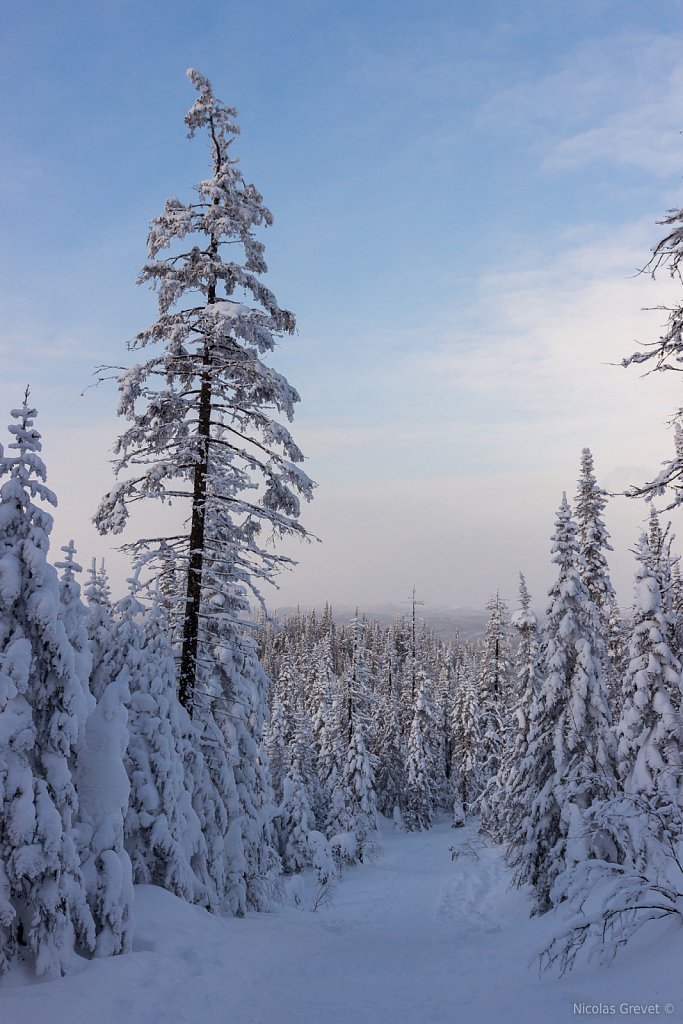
[3,1,683,611]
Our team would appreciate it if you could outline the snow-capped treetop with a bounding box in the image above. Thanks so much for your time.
[0,396,57,553]
[510,572,537,632]
[54,538,81,582]
[55,540,94,729]
[574,448,615,615]
[478,591,512,700]
[85,558,112,609]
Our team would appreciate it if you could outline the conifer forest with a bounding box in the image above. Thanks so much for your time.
[4,42,683,1024]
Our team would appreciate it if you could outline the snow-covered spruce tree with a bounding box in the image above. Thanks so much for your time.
[292,695,322,825]
[278,760,316,874]
[197,568,281,914]
[267,648,299,802]
[374,670,405,822]
[574,449,620,701]
[123,594,217,907]
[327,620,379,862]
[645,510,679,648]
[431,654,454,810]
[0,399,94,976]
[477,592,512,830]
[574,449,616,626]
[606,598,629,717]
[341,614,375,743]
[489,574,544,844]
[477,593,512,780]
[95,70,311,914]
[76,583,139,957]
[55,541,95,732]
[84,559,115,701]
[403,670,438,831]
[276,713,334,889]
[615,531,683,800]
[330,717,380,864]
[541,535,683,974]
[57,545,134,951]
[449,668,482,823]
[94,68,313,708]
[75,668,133,957]
[311,634,345,807]
[510,495,616,915]
[670,559,683,659]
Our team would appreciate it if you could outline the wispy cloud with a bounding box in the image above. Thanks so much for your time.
[480,32,683,177]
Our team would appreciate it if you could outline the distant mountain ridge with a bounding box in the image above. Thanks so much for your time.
[270,604,490,642]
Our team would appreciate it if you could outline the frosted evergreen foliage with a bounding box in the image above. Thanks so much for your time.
[606,598,629,715]
[645,511,679,649]
[312,639,345,806]
[511,495,616,914]
[94,68,314,713]
[403,671,437,831]
[543,534,683,971]
[124,598,215,907]
[278,763,316,873]
[431,657,453,809]
[277,744,333,881]
[55,540,95,732]
[449,668,482,822]
[574,449,616,627]
[84,559,115,702]
[374,682,405,820]
[540,793,683,974]
[75,665,134,957]
[77,583,149,956]
[343,614,375,743]
[615,533,683,800]
[0,400,93,976]
[266,689,291,805]
[670,559,683,659]
[491,574,544,844]
[330,719,379,863]
[574,449,618,698]
[184,713,230,910]
[266,647,299,806]
[477,592,512,786]
[291,697,322,826]
[198,591,280,914]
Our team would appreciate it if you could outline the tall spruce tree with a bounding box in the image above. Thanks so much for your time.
[490,574,543,844]
[0,399,94,975]
[403,671,438,831]
[449,668,482,822]
[574,449,616,621]
[574,448,621,702]
[94,69,313,711]
[511,496,616,914]
[477,592,512,784]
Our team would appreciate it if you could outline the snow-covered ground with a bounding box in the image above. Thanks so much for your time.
[4,817,682,1024]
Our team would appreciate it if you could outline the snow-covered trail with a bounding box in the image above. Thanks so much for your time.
[4,818,682,1024]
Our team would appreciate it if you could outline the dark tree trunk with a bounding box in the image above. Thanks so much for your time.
[178,340,213,712]
[178,134,221,713]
